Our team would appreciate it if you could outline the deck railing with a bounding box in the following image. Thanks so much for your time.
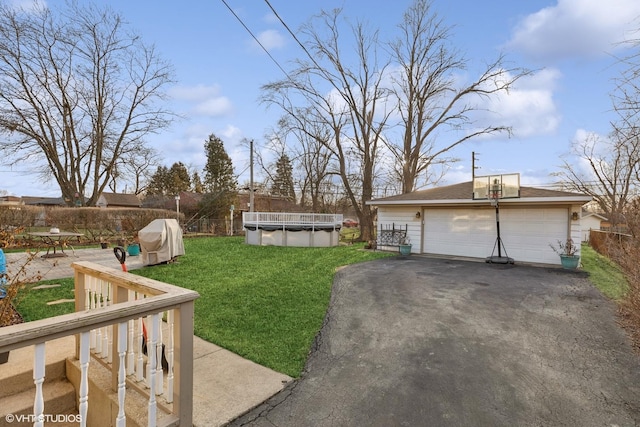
[242,212,343,228]
[0,260,199,427]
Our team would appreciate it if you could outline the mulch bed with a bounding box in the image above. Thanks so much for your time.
[0,303,24,327]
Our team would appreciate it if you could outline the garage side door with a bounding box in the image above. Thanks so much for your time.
[423,207,568,264]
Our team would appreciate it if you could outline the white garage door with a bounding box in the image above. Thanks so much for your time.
[423,207,568,264]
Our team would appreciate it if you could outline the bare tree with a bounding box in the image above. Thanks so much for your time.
[0,2,174,205]
[388,0,530,193]
[294,119,335,212]
[118,146,162,195]
[554,131,639,226]
[273,112,335,212]
[554,32,640,226]
[251,132,287,192]
[262,9,393,241]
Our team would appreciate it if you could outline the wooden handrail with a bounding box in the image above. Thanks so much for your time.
[0,260,199,426]
[0,291,197,352]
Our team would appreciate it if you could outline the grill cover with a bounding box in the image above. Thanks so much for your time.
[138,219,185,266]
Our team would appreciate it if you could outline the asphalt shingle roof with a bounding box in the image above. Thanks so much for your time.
[99,192,141,207]
[371,181,589,203]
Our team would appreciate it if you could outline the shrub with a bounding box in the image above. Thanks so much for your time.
[597,200,640,351]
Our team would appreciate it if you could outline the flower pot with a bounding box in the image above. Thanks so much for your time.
[100,242,108,249]
[399,244,412,256]
[560,254,580,270]
[127,244,140,257]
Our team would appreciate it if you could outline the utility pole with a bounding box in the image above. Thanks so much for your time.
[472,151,480,181]
[249,139,254,212]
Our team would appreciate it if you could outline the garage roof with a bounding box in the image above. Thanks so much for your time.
[368,181,591,206]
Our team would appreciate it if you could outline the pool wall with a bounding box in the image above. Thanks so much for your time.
[243,212,343,247]
[245,228,340,247]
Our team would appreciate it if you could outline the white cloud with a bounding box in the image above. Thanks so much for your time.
[168,84,233,117]
[475,68,562,138]
[263,12,279,25]
[252,29,286,51]
[192,97,233,117]
[507,0,640,61]
[8,0,46,11]
[169,84,223,102]
[220,124,242,141]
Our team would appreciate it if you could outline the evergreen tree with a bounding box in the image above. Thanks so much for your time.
[167,162,191,195]
[200,134,237,219]
[191,171,204,193]
[271,154,296,202]
[145,162,191,196]
[146,166,170,195]
[203,134,237,193]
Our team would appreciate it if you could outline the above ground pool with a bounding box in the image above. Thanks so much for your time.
[242,212,343,247]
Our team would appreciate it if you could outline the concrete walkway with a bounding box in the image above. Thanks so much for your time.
[5,247,292,426]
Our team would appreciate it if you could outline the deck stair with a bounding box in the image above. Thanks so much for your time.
[0,336,77,426]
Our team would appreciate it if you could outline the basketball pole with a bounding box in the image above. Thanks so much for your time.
[486,184,514,264]
[494,198,502,258]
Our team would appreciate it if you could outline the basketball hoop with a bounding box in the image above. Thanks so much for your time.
[489,192,500,207]
[489,179,502,207]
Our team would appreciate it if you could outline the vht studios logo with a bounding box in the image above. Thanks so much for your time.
[5,414,83,423]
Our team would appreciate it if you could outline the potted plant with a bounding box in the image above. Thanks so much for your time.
[550,238,580,269]
[399,236,412,257]
[127,239,140,256]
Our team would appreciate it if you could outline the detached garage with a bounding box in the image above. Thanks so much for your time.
[368,179,591,266]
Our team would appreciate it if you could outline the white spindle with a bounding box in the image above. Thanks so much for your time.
[116,322,128,427]
[126,290,135,375]
[127,318,135,375]
[148,314,159,426]
[101,281,110,360]
[79,331,90,427]
[136,316,144,382]
[166,309,174,403]
[89,277,97,350]
[107,283,113,363]
[145,316,151,388]
[33,343,46,427]
[95,280,103,355]
[156,318,164,395]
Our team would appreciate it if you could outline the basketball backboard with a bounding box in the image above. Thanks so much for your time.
[472,173,520,200]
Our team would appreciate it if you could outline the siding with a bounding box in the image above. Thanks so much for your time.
[377,207,422,253]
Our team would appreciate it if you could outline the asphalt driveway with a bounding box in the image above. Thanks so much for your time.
[231,256,640,427]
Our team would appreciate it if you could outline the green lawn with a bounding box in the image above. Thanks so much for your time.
[17,236,392,377]
[581,244,629,300]
[18,240,631,377]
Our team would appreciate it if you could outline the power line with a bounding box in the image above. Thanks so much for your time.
[263,0,326,77]
[219,0,290,78]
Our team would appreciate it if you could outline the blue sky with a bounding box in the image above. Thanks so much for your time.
[3,0,640,197]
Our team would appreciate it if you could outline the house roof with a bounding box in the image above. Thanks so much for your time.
[368,181,591,206]
[21,196,66,206]
[582,211,608,221]
[98,192,141,207]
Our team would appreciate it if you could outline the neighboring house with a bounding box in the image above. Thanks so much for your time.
[96,192,141,208]
[0,195,23,206]
[368,180,591,265]
[581,212,607,242]
[21,196,66,206]
[235,191,298,213]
